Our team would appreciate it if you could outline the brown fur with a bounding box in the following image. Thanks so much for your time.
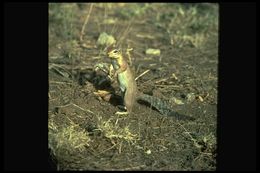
[123,67,137,112]
[107,48,137,113]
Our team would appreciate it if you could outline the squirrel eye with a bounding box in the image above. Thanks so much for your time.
[113,50,118,53]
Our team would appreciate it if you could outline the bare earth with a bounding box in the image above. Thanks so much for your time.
[48,3,218,171]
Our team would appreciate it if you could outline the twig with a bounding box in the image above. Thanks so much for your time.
[80,3,94,42]
[119,165,146,171]
[177,122,202,149]
[117,16,135,46]
[55,103,94,115]
[49,64,72,78]
[96,144,117,156]
[150,125,180,129]
[55,103,72,108]
[136,34,155,39]
[193,152,213,162]
[49,81,72,85]
[95,65,113,80]
[71,103,94,114]
[135,69,150,81]
[154,84,182,88]
[155,78,168,84]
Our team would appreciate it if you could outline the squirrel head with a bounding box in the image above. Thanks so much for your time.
[107,47,122,59]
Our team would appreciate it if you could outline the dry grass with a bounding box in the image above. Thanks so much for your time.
[96,115,139,144]
[48,117,91,156]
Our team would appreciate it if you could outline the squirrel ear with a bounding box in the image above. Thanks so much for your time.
[106,44,116,53]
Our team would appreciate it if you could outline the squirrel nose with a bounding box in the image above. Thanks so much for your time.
[108,52,112,57]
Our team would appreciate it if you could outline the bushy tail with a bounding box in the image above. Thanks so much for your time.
[138,94,195,121]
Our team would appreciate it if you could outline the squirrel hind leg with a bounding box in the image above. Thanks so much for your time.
[125,102,133,113]
[123,88,136,113]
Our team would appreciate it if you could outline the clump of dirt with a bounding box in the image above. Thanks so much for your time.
[49,3,218,171]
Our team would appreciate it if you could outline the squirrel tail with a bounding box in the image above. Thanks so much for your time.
[137,94,195,121]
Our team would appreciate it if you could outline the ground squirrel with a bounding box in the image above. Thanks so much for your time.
[106,46,195,121]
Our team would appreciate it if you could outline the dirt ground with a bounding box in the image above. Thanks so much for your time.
[48,3,218,171]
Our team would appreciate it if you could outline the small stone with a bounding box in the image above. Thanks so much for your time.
[146,149,151,155]
[198,95,204,102]
[145,48,161,56]
[97,32,116,46]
